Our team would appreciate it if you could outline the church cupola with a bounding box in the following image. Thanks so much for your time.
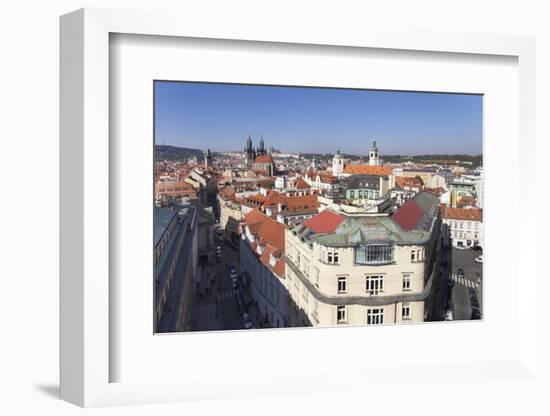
[369,140,380,166]
[332,148,344,176]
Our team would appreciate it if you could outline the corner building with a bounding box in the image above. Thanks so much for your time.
[284,192,441,326]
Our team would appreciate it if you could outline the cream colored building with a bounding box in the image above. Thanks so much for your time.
[284,192,441,327]
[219,197,243,230]
[440,206,483,248]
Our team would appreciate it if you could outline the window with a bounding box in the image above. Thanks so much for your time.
[411,248,422,262]
[338,276,347,293]
[326,249,339,264]
[367,308,384,325]
[355,244,393,264]
[350,190,355,198]
[402,274,411,291]
[402,302,411,320]
[337,306,346,323]
[366,275,384,295]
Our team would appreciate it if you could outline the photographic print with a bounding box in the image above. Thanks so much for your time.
[153,81,483,333]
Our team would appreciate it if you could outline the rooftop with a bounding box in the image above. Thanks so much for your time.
[154,207,177,247]
[440,205,483,221]
[295,192,440,247]
[255,155,274,164]
[342,174,380,190]
[302,210,344,234]
[343,165,393,176]
[241,209,286,277]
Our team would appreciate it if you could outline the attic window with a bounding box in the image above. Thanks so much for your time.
[355,243,394,265]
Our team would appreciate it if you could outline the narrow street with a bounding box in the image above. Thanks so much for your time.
[447,247,483,321]
[191,238,253,331]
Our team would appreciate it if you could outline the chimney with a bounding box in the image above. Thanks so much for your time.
[277,214,284,224]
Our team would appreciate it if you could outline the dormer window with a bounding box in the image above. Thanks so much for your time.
[355,243,394,265]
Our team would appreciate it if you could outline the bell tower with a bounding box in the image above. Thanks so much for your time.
[369,140,380,166]
[332,149,344,176]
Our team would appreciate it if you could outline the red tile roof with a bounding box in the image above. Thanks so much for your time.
[254,155,274,164]
[343,165,392,176]
[218,185,236,201]
[396,176,423,188]
[440,205,482,221]
[392,200,424,231]
[283,194,318,212]
[243,209,285,251]
[318,174,338,184]
[241,209,286,277]
[302,210,344,233]
[295,176,310,189]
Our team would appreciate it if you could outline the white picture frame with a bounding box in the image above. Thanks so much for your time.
[60,7,538,408]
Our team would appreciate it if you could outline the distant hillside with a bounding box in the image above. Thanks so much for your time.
[155,145,204,162]
[383,154,483,167]
[302,153,482,168]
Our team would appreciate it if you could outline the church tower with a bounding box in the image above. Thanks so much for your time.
[257,135,266,156]
[369,140,380,166]
[244,135,256,168]
[332,149,344,176]
[204,148,212,169]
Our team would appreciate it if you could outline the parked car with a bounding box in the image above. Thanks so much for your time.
[447,278,455,290]
[457,268,465,279]
[445,310,454,321]
[475,255,483,263]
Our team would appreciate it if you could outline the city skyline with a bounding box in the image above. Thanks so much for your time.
[154,81,483,155]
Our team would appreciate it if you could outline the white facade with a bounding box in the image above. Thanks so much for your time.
[240,239,288,328]
[442,217,483,248]
[332,150,345,175]
[285,230,428,326]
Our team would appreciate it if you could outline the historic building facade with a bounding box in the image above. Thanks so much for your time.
[154,205,198,333]
[284,192,441,327]
[239,209,290,328]
[440,206,483,248]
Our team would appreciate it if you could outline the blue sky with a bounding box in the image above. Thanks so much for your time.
[154,81,482,155]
